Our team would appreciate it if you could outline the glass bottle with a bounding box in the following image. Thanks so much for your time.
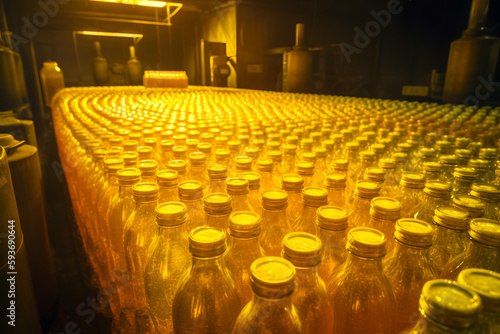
[333,158,355,200]
[144,202,190,334]
[358,150,378,181]
[166,160,187,182]
[366,197,402,252]
[281,174,305,227]
[259,189,294,256]
[404,280,482,333]
[383,219,437,332]
[226,177,255,212]
[122,151,139,168]
[379,158,398,197]
[225,211,265,305]
[365,166,388,192]
[282,232,333,334]
[455,148,473,167]
[324,173,347,210]
[186,152,208,187]
[267,150,283,186]
[328,227,396,334]
[106,167,140,318]
[199,143,215,167]
[172,145,188,162]
[395,173,425,219]
[207,165,228,194]
[316,206,348,282]
[349,180,381,229]
[346,142,361,183]
[457,268,500,334]
[157,170,178,203]
[452,194,485,219]
[313,147,328,183]
[257,158,277,190]
[452,167,477,197]
[214,148,231,172]
[469,184,500,220]
[293,186,328,234]
[204,193,232,230]
[295,161,315,187]
[178,180,204,232]
[137,146,153,161]
[478,147,497,183]
[172,227,241,333]
[422,161,442,182]
[468,159,489,183]
[438,155,458,184]
[414,182,452,225]
[440,218,500,280]
[138,159,158,184]
[160,140,174,168]
[282,144,297,175]
[122,183,159,333]
[232,257,302,333]
[240,172,262,214]
[429,206,470,275]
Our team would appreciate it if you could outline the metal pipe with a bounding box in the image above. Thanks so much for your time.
[295,23,305,49]
[467,0,489,32]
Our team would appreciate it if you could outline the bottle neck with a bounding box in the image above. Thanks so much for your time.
[391,240,431,258]
[262,208,287,221]
[251,291,294,308]
[191,254,226,271]
[134,200,158,214]
[228,235,260,251]
[318,228,347,250]
[158,223,188,242]
[118,184,134,196]
[294,265,321,285]
[345,253,384,273]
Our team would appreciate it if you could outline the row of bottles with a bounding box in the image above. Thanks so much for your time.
[50,86,500,333]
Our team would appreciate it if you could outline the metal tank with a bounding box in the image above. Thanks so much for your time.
[284,23,313,93]
[0,146,42,334]
[0,134,58,321]
[443,0,500,104]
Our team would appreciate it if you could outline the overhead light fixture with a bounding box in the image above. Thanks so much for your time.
[77,31,144,39]
[90,0,168,8]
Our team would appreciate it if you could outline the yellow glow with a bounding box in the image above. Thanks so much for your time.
[138,1,167,7]
[77,31,143,39]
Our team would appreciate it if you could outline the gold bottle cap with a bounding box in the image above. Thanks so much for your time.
[453,167,477,179]
[360,150,377,161]
[137,146,153,160]
[155,202,187,226]
[122,151,139,167]
[313,147,327,157]
[228,139,241,151]
[215,148,230,159]
[423,161,442,172]
[172,145,188,159]
[458,268,500,313]
[201,132,214,141]
[419,279,481,329]
[281,174,304,193]
[372,143,385,154]
[347,227,387,258]
[468,159,489,170]
[324,173,347,189]
[364,167,385,183]
[187,130,200,139]
[228,211,261,238]
[189,227,226,258]
[138,159,158,176]
[104,156,124,169]
[267,150,283,162]
[132,183,159,202]
[470,184,500,203]
[178,180,203,200]
[106,162,124,174]
[286,136,299,146]
[332,159,349,171]
[167,160,187,174]
[257,158,274,172]
[394,219,434,247]
[188,152,206,166]
[197,142,212,154]
[161,140,174,152]
[241,172,261,190]
[244,146,259,159]
[156,170,178,187]
[468,218,500,247]
[93,148,108,160]
[174,134,187,145]
[433,206,470,230]
[479,148,498,159]
[144,137,157,148]
[107,147,122,158]
[378,158,396,169]
[424,182,451,198]
[302,187,328,207]
[282,144,297,154]
[301,152,316,163]
[250,257,296,298]
[369,197,402,221]
[355,180,381,199]
[453,195,485,218]
[282,232,322,267]
[123,140,138,151]
[346,142,359,151]
[262,189,288,211]
[226,177,250,195]
[109,136,123,147]
[439,155,458,166]
[234,156,253,170]
[419,147,437,158]
[296,161,314,175]
[317,206,349,230]
[208,165,227,179]
[117,168,141,185]
[455,149,472,159]
[398,174,424,191]
[204,193,232,216]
